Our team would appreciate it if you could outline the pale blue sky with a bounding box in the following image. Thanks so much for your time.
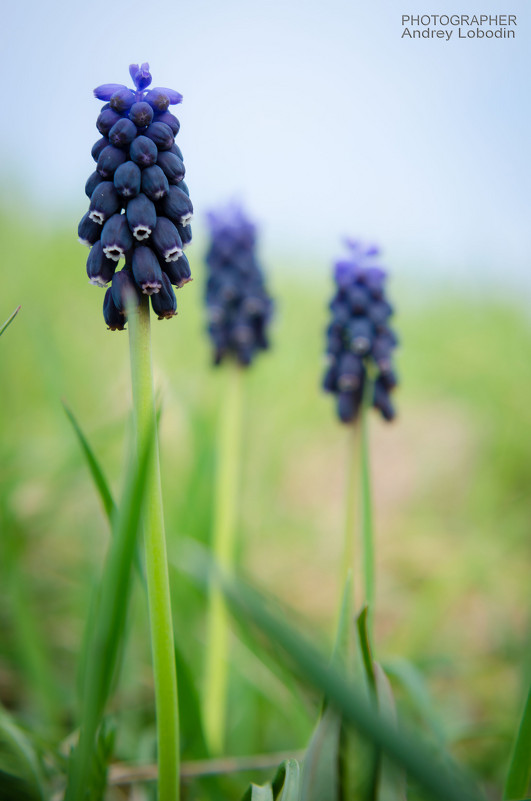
[2,0,530,283]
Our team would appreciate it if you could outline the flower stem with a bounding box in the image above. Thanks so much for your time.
[360,379,375,637]
[203,362,243,755]
[128,296,180,801]
[342,423,359,598]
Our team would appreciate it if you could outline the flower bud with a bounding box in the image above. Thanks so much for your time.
[129,135,158,167]
[144,122,174,151]
[110,88,136,113]
[87,240,116,286]
[144,89,171,112]
[132,246,163,294]
[156,151,185,184]
[108,118,138,148]
[91,137,109,162]
[113,161,142,198]
[97,145,127,178]
[126,193,157,240]
[154,111,180,136]
[85,171,102,198]
[96,108,122,136]
[129,101,154,128]
[141,165,169,201]
[101,213,134,261]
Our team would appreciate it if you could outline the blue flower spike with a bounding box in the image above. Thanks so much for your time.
[205,204,273,367]
[323,241,398,423]
[79,63,192,329]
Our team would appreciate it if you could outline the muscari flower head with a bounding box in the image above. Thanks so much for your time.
[78,63,193,329]
[205,204,273,367]
[323,240,398,424]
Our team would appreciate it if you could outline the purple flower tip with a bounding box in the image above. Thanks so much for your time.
[94,83,128,100]
[129,62,152,91]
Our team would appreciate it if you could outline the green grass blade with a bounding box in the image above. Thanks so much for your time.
[357,605,376,696]
[374,663,407,801]
[186,559,482,801]
[331,571,354,674]
[383,658,446,744]
[241,783,275,801]
[504,682,531,800]
[300,705,341,801]
[272,759,301,801]
[0,305,20,338]
[62,401,116,524]
[64,420,154,801]
[0,705,45,800]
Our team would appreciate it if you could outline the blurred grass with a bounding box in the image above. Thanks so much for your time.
[0,209,530,795]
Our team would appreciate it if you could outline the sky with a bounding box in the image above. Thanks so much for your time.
[2,0,530,286]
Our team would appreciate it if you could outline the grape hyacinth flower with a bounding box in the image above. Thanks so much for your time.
[323,241,398,424]
[69,63,187,801]
[78,63,193,328]
[205,205,273,366]
[203,204,273,756]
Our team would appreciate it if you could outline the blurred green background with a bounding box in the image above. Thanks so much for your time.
[0,209,530,797]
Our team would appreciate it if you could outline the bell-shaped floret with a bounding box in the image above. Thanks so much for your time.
[103,288,126,330]
[132,246,163,294]
[163,253,192,287]
[101,213,134,261]
[159,185,193,226]
[78,212,102,247]
[126,193,157,240]
[89,182,121,225]
[151,217,183,262]
[151,273,177,319]
[111,268,140,313]
[87,240,116,286]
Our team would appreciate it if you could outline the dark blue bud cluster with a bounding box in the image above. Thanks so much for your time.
[323,241,398,423]
[78,63,193,330]
[205,205,273,367]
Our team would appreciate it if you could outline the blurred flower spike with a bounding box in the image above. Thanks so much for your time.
[323,240,398,423]
[205,204,274,366]
[78,63,192,329]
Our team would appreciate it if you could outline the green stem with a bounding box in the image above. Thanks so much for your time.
[128,296,180,801]
[203,362,243,755]
[342,423,358,596]
[360,380,375,637]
